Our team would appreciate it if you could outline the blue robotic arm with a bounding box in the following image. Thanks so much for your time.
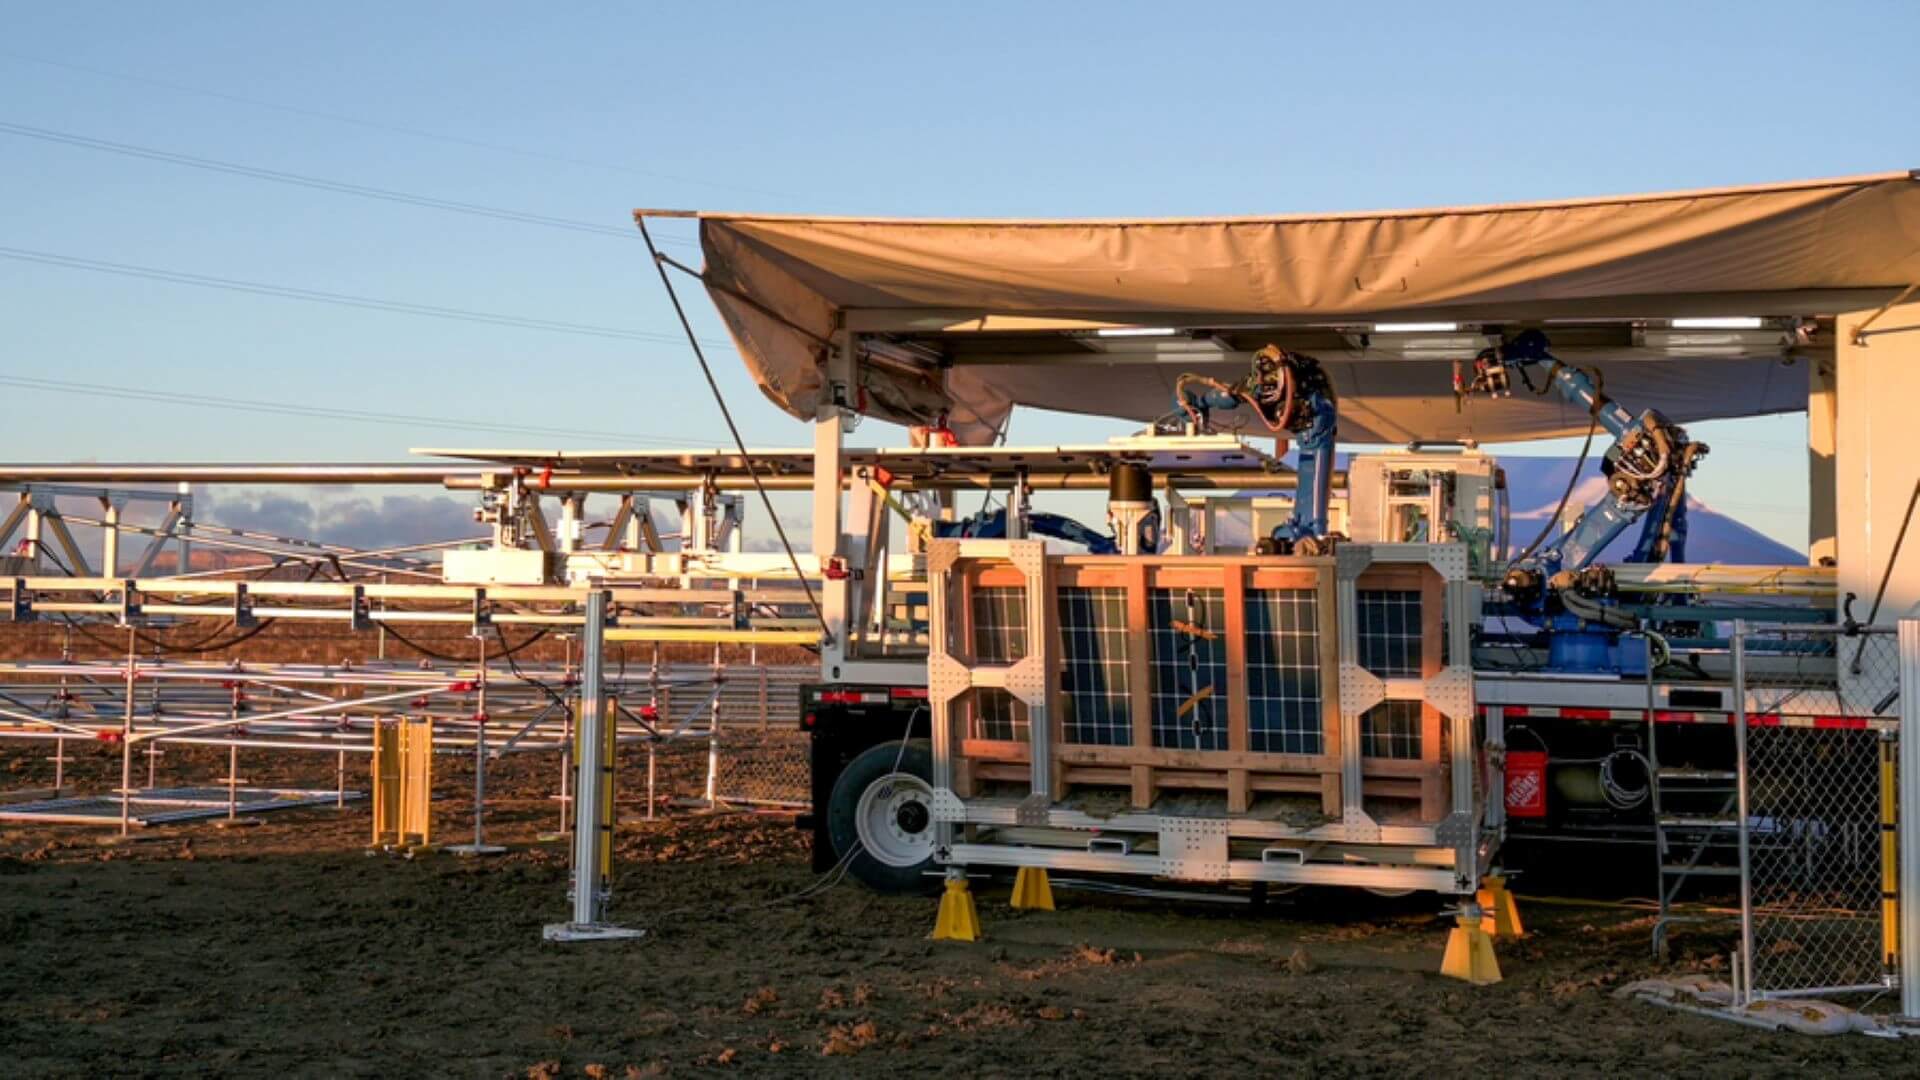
[1472,329,1707,595]
[932,508,1120,555]
[1171,345,1339,552]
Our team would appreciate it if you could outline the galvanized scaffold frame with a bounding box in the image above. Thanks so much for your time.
[922,538,1488,894]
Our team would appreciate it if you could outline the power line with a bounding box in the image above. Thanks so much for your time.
[0,373,697,446]
[0,120,697,247]
[0,50,791,200]
[0,244,735,348]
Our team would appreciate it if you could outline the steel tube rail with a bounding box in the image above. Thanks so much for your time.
[442,469,1318,493]
[10,576,809,605]
[125,684,449,743]
[0,464,481,483]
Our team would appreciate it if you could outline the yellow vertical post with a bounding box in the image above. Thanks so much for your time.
[372,720,400,846]
[574,700,616,882]
[1882,738,1898,970]
[403,718,433,847]
[372,717,432,848]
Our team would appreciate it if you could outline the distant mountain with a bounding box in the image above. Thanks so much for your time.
[1499,455,1801,565]
[1220,453,1803,565]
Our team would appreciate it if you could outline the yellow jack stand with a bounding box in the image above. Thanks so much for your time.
[1440,912,1502,985]
[1476,874,1525,940]
[1010,867,1055,911]
[932,874,981,941]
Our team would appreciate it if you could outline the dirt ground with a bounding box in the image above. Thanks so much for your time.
[2,742,1910,1078]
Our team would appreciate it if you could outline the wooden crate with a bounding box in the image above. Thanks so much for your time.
[931,545,1455,820]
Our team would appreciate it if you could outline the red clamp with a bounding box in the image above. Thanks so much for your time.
[539,463,555,490]
[473,712,490,723]
[95,730,123,744]
[639,704,661,722]
[448,681,476,694]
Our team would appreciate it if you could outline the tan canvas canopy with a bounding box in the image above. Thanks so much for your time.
[672,171,1920,444]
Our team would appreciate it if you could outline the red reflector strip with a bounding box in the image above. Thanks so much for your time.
[1486,703,1884,731]
[890,687,930,700]
[817,690,887,705]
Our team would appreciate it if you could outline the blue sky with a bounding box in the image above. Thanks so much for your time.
[5,2,1916,550]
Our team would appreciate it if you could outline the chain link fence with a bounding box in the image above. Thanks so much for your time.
[630,665,813,808]
[1735,623,1900,1001]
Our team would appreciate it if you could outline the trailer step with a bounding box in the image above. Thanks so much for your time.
[1657,769,1737,781]
[1661,864,1741,877]
[1657,816,1739,829]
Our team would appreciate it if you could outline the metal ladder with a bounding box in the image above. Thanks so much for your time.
[1646,637,1743,958]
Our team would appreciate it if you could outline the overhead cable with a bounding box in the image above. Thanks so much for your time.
[0,373,690,446]
[0,50,793,199]
[0,244,734,348]
[635,216,832,644]
[0,119,695,246]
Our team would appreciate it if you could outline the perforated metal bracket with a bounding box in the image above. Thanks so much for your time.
[1335,544,1375,581]
[1157,816,1230,881]
[1338,662,1386,717]
[927,652,973,708]
[929,787,967,823]
[1435,812,1476,863]
[1423,542,1469,581]
[926,539,961,576]
[1421,667,1474,722]
[1015,793,1052,827]
[350,584,372,631]
[1340,807,1382,843]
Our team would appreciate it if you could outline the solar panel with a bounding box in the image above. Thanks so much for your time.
[1056,586,1131,745]
[970,586,1028,662]
[972,687,1029,742]
[1360,701,1424,759]
[1244,588,1322,754]
[1357,589,1422,678]
[1148,588,1228,751]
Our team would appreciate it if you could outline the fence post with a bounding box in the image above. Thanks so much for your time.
[1732,619,1755,1002]
[1898,618,1920,1017]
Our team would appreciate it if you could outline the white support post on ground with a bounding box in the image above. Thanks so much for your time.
[446,633,505,857]
[545,589,642,942]
[1897,618,1920,1018]
[1732,621,1756,1004]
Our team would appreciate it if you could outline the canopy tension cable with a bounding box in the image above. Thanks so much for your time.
[634,216,833,646]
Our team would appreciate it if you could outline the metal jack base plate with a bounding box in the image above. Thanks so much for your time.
[445,843,508,857]
[543,922,646,943]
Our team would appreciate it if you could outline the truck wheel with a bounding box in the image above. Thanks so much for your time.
[826,739,938,894]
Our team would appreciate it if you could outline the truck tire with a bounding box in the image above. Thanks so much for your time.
[825,739,939,894]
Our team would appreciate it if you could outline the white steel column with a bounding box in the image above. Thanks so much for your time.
[99,498,121,579]
[544,589,641,942]
[1732,621,1755,1002]
[814,367,849,676]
